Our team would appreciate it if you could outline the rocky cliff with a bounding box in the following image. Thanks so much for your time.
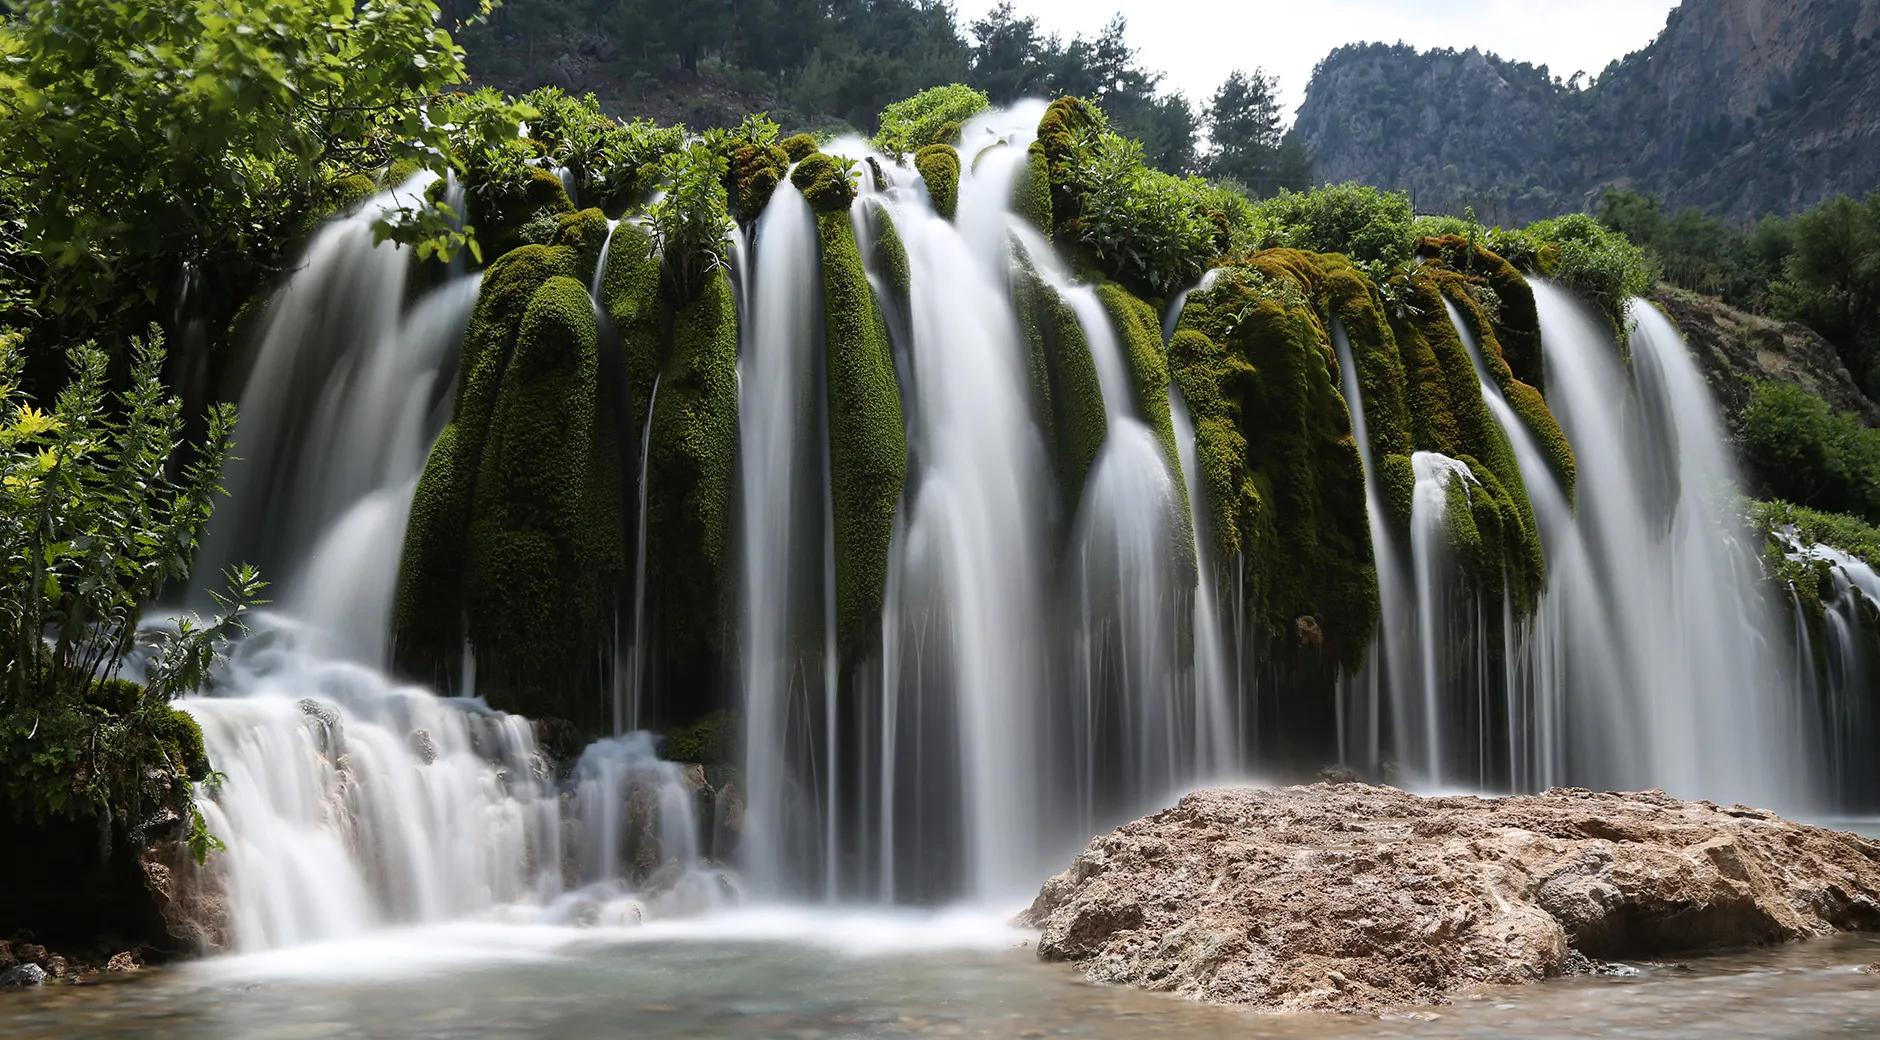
[1294,0,1880,224]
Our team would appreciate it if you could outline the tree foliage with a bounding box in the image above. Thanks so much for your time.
[0,0,525,336]
[1203,70,1312,198]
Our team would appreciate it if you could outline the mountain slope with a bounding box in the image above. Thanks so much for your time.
[1293,0,1880,224]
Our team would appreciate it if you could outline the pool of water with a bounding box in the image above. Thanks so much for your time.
[2,909,1877,1038]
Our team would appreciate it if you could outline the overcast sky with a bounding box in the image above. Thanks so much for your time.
[953,0,1683,119]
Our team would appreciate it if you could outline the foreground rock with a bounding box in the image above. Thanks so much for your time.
[1021,784,1880,1014]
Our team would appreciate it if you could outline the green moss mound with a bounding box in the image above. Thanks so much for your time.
[780,134,819,163]
[730,143,792,224]
[1096,282,1196,583]
[1390,269,1545,613]
[914,144,961,221]
[1015,143,1053,236]
[1035,97,1101,232]
[645,268,742,690]
[664,710,739,765]
[816,214,908,659]
[1013,256,1108,516]
[792,153,857,213]
[393,422,472,682]
[464,275,622,728]
[1169,252,1379,666]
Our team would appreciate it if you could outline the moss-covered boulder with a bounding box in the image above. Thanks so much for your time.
[780,134,819,163]
[1014,256,1108,517]
[1389,269,1545,612]
[1035,97,1101,236]
[463,275,622,728]
[1015,143,1053,237]
[816,213,908,659]
[730,143,791,224]
[914,144,961,221]
[1169,252,1379,667]
[644,268,742,693]
[792,152,857,213]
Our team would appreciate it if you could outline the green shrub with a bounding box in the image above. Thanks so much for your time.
[647,143,734,300]
[873,84,988,158]
[1740,381,1880,525]
[1061,130,1221,296]
[1491,214,1658,337]
[1249,182,1417,276]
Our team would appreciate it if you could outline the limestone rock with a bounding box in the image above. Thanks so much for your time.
[1021,783,1880,1014]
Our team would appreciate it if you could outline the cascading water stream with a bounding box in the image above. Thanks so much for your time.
[735,176,829,896]
[1516,283,1815,807]
[173,178,726,954]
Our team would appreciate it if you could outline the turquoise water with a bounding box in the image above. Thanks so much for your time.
[2,910,1876,1038]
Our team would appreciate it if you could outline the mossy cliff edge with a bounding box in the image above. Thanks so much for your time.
[387,90,1601,732]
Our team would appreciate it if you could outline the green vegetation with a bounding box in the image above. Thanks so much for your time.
[1013,258,1107,515]
[0,329,259,853]
[816,216,907,659]
[1098,283,1197,583]
[792,152,859,213]
[663,710,738,765]
[1740,381,1880,526]
[914,145,962,221]
[1168,255,1378,667]
[874,85,986,158]
[1201,70,1312,199]
[463,275,620,727]
[0,0,525,349]
[1601,189,1880,400]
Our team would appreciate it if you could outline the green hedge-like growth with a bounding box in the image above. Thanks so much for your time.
[816,214,908,659]
[915,144,961,220]
[792,152,857,213]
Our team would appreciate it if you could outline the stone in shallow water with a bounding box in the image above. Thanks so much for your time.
[0,962,47,987]
[1020,783,1880,1015]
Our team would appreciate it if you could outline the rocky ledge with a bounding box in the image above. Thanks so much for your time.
[1020,784,1880,1014]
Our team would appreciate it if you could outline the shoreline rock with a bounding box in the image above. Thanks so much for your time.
[1020,783,1880,1015]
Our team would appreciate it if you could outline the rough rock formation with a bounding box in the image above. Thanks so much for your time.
[1655,285,1880,427]
[1295,0,1880,224]
[1022,783,1880,1014]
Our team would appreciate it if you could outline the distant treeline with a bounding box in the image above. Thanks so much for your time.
[1598,189,1880,402]
[445,0,1312,196]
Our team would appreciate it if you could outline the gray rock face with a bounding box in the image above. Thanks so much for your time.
[1655,285,1880,428]
[1021,783,1880,1014]
[0,962,48,988]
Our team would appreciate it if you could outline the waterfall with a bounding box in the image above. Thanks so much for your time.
[736,176,828,896]
[176,177,727,954]
[1512,284,1814,806]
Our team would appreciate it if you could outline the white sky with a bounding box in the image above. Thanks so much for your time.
[953,0,1683,120]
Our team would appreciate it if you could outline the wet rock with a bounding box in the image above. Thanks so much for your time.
[1021,784,1880,1014]
[0,962,47,988]
[45,954,66,978]
[408,728,438,764]
[105,950,139,973]
[13,942,47,967]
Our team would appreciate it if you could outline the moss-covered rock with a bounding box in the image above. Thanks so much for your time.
[1035,97,1101,236]
[464,275,621,728]
[730,143,791,224]
[1013,256,1108,516]
[395,243,582,684]
[556,208,613,285]
[1169,253,1379,667]
[1014,143,1053,237]
[1096,282,1197,583]
[791,153,857,213]
[645,268,741,692]
[780,134,819,163]
[392,423,472,683]
[1390,269,1544,613]
[914,144,961,221]
[816,213,908,659]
